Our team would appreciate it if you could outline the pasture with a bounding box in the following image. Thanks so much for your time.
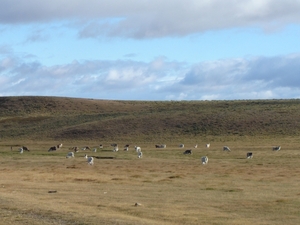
[1,139,300,225]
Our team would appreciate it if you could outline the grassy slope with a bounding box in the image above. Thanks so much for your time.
[0,96,300,225]
[0,96,300,142]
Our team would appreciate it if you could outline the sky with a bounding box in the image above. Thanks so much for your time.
[1,0,300,101]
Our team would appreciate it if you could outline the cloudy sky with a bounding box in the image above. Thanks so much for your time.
[1,0,300,100]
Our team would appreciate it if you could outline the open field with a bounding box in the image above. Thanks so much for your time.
[0,138,300,225]
[0,97,300,224]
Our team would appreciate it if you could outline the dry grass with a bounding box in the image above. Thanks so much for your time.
[1,97,300,224]
[1,97,300,142]
[0,138,300,225]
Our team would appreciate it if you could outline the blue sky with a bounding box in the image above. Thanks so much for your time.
[1,0,300,100]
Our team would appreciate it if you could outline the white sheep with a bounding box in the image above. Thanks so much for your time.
[19,147,23,154]
[87,156,94,165]
[135,146,141,152]
[138,151,143,158]
[223,146,231,152]
[201,156,208,165]
[66,152,75,158]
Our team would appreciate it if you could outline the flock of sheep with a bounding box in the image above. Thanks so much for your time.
[179,143,281,164]
[16,142,282,166]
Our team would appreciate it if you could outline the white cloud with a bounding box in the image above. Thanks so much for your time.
[1,50,300,100]
[1,1,300,39]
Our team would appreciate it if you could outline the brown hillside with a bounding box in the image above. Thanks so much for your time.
[0,96,300,142]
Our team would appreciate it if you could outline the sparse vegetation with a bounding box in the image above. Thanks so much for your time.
[0,97,300,224]
[1,97,300,142]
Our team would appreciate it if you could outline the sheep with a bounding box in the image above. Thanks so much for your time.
[87,157,94,165]
[223,146,231,152]
[183,149,192,155]
[22,146,30,151]
[82,146,90,151]
[124,144,129,151]
[201,156,208,164]
[99,144,103,149]
[84,154,88,159]
[113,146,119,152]
[69,146,78,152]
[273,146,281,151]
[93,148,97,152]
[138,151,143,158]
[57,143,63,149]
[135,146,141,152]
[155,144,166,148]
[194,144,198,148]
[66,152,75,158]
[48,146,57,152]
[19,147,23,154]
[206,143,210,148]
[179,144,184,148]
[246,152,253,159]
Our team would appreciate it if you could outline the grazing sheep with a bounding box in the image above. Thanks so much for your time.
[183,149,192,155]
[246,152,253,159]
[22,146,30,151]
[93,148,97,152]
[57,143,63,149]
[48,146,57,152]
[69,146,79,152]
[223,146,231,152]
[99,144,103,149]
[206,143,210,148]
[113,146,119,152]
[179,144,184,148]
[273,146,281,151]
[82,146,90,151]
[87,157,94,165]
[138,151,143,158]
[19,147,23,154]
[135,146,141,152]
[66,152,75,158]
[201,156,208,164]
[123,144,130,151]
[155,144,166,148]
[84,154,88,159]
[194,144,198,148]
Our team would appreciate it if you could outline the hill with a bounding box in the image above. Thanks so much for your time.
[0,96,300,142]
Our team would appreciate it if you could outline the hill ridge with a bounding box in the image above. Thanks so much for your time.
[0,96,299,141]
